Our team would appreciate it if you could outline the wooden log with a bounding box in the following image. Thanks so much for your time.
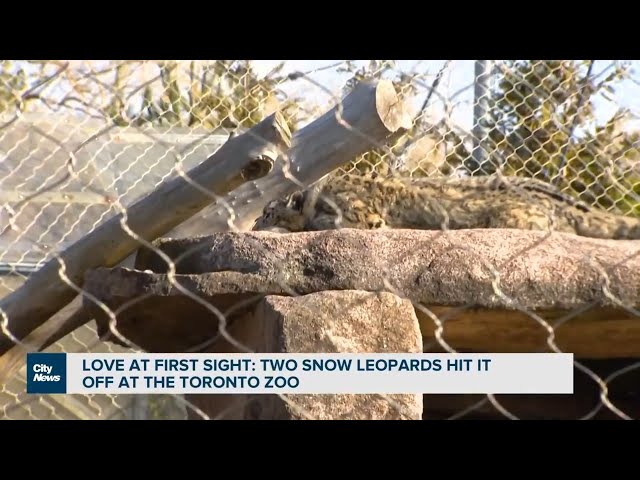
[419,306,640,358]
[170,79,413,234]
[0,112,292,356]
[3,79,412,358]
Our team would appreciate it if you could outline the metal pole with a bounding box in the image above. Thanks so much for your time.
[472,60,493,175]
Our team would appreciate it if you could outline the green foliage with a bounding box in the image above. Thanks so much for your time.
[106,62,129,126]
[0,60,303,135]
[0,60,74,116]
[0,61,28,113]
[129,60,301,135]
[146,394,185,420]
[473,60,640,215]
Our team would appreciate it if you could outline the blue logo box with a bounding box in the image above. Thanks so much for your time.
[26,353,67,394]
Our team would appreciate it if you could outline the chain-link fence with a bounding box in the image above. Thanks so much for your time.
[0,60,638,420]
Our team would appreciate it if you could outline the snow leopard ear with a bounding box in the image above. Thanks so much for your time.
[286,191,305,212]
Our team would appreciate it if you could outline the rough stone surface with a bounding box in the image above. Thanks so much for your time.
[251,291,423,420]
[132,228,640,311]
[82,229,640,358]
[181,290,423,420]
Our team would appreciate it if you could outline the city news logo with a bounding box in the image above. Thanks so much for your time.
[26,353,67,394]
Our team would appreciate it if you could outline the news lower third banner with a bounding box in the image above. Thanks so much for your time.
[26,352,574,395]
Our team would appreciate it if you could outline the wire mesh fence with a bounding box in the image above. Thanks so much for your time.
[0,60,639,420]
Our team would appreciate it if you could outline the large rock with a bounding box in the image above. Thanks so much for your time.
[130,228,640,310]
[184,291,423,420]
[83,229,640,358]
